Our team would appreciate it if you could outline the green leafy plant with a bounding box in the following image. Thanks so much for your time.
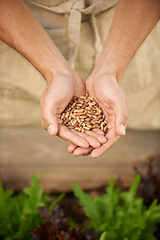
[0,174,64,240]
[72,175,160,240]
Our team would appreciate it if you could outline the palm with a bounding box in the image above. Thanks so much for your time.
[40,73,106,150]
[84,74,128,157]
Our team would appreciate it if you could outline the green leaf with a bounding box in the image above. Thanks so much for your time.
[99,232,107,240]
[48,193,65,211]
[72,183,99,220]
[0,173,63,240]
[72,175,160,240]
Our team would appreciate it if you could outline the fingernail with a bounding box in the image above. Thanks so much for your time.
[48,124,55,135]
[119,124,126,135]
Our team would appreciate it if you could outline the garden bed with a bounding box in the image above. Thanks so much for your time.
[0,157,160,240]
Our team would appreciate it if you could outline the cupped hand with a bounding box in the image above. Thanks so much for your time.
[68,73,128,158]
[40,71,105,149]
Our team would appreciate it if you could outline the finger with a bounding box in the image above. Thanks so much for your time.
[115,99,128,136]
[90,129,120,158]
[68,143,77,153]
[92,128,105,136]
[73,146,94,157]
[41,115,58,136]
[85,130,107,144]
[41,96,59,136]
[71,130,101,148]
[90,135,120,158]
[58,124,89,148]
[68,142,94,156]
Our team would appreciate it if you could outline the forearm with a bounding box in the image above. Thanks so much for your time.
[94,0,160,82]
[0,0,72,82]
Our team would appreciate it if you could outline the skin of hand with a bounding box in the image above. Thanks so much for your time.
[68,0,160,158]
[40,72,106,149]
[0,0,105,149]
[68,73,128,158]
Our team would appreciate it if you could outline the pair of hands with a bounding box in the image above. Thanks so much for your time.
[40,69,128,158]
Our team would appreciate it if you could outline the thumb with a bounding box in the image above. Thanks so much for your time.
[41,99,59,136]
[47,117,58,136]
[115,105,128,136]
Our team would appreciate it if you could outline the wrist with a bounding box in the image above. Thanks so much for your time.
[91,61,124,84]
[93,45,132,84]
[42,60,75,85]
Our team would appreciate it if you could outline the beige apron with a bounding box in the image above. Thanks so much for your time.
[0,0,160,129]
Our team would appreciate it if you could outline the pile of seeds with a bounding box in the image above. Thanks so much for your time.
[60,92,108,134]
